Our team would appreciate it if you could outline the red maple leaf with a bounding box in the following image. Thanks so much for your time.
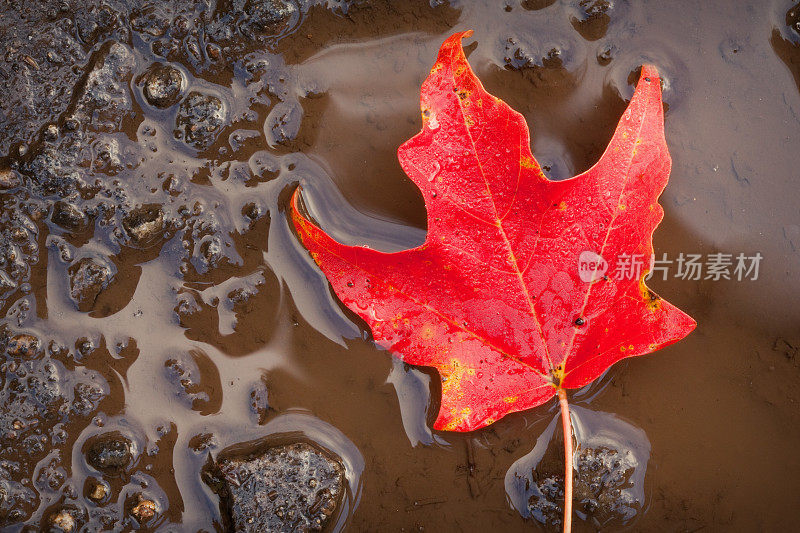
[290,31,695,434]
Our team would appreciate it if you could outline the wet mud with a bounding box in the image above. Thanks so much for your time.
[1,0,799,531]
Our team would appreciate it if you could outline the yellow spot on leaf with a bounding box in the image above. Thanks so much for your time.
[441,418,459,431]
[552,365,565,387]
[557,201,567,211]
[521,156,537,169]
[638,276,662,310]
[503,396,518,403]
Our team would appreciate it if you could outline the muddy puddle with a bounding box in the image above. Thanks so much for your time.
[1,0,799,531]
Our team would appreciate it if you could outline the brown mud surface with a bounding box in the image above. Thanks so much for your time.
[1,0,799,531]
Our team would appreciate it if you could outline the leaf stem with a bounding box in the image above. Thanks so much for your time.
[558,388,573,533]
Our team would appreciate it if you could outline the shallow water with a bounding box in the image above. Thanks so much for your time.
[1,0,799,531]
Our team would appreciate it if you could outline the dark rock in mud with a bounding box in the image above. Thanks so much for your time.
[6,333,41,358]
[44,124,60,142]
[0,459,38,523]
[128,494,158,524]
[44,504,86,532]
[85,432,133,473]
[0,168,21,189]
[175,92,227,150]
[248,377,270,424]
[573,447,639,523]
[570,0,612,41]
[75,2,128,47]
[0,348,107,523]
[122,204,165,247]
[192,234,228,273]
[211,442,345,532]
[774,337,798,360]
[596,43,617,66]
[164,349,223,415]
[75,41,136,131]
[23,41,135,197]
[198,235,224,265]
[1,359,62,442]
[86,477,109,502]
[0,2,88,155]
[522,0,558,9]
[265,101,303,147]
[68,257,115,312]
[142,63,185,108]
[51,201,87,232]
[211,0,299,45]
[243,0,298,36]
[501,36,577,95]
[526,445,640,528]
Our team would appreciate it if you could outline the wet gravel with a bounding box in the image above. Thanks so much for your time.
[209,441,345,532]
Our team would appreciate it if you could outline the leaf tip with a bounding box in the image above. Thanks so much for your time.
[289,186,316,243]
[639,64,661,86]
[289,186,304,223]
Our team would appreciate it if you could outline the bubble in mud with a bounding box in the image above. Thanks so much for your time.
[505,405,651,529]
[141,63,185,108]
